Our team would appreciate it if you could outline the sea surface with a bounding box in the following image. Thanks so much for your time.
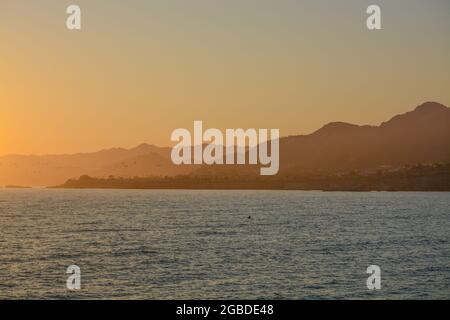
[0,189,449,299]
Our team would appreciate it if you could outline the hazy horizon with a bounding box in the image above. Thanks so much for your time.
[1,0,450,155]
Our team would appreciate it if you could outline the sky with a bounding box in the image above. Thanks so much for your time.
[1,0,449,155]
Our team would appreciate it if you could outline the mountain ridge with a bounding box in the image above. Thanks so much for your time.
[1,101,449,186]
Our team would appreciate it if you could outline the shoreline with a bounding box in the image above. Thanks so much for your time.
[47,186,449,192]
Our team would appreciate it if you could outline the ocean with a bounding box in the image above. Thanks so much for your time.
[0,189,448,299]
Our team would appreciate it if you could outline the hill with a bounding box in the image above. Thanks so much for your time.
[1,101,449,186]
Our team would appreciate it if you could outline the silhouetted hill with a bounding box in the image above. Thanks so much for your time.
[191,101,450,177]
[277,101,450,175]
[1,101,449,186]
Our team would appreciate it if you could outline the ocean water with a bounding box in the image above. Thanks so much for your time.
[0,189,448,300]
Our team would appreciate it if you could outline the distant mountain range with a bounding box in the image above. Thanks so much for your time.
[1,101,449,186]
[0,143,176,186]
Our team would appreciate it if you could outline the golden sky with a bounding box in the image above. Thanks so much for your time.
[1,0,449,155]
